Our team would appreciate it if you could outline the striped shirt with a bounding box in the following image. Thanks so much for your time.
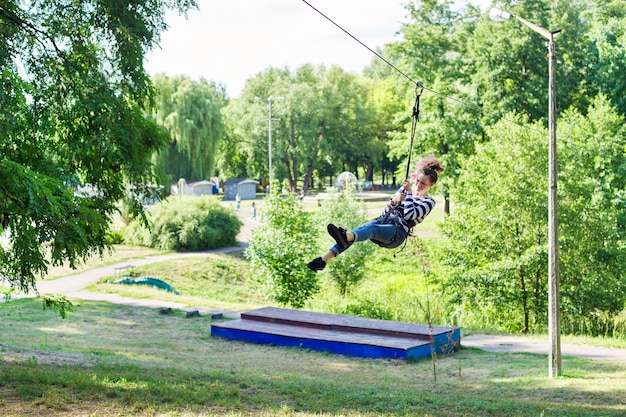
[380,187,436,234]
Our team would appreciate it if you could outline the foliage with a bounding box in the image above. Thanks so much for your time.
[556,96,626,335]
[124,196,241,251]
[313,189,374,295]
[225,65,396,192]
[245,193,319,308]
[151,74,226,187]
[42,295,73,319]
[0,0,197,310]
[436,97,626,335]
[436,114,550,333]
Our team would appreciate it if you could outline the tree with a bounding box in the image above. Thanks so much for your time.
[585,0,626,116]
[385,0,483,212]
[555,96,626,335]
[151,74,226,187]
[437,97,626,334]
[436,115,548,333]
[245,193,319,308]
[0,0,196,297]
[227,65,390,193]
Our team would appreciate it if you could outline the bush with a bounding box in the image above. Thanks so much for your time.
[105,230,125,244]
[245,193,319,308]
[123,196,242,251]
[313,189,374,295]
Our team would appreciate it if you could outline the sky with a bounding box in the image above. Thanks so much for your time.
[144,0,492,98]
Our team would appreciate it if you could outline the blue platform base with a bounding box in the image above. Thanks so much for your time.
[211,307,460,360]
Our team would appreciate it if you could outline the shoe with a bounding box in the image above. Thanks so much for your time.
[327,224,350,250]
[307,257,326,271]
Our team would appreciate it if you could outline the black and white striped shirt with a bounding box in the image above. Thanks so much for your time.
[380,187,436,233]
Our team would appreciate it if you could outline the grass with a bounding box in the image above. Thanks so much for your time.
[44,245,169,279]
[1,298,625,416]
[87,250,269,312]
[1,192,621,415]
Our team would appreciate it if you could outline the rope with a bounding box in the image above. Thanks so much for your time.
[405,82,423,180]
[299,0,540,133]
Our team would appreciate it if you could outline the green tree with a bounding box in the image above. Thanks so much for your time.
[466,0,594,124]
[313,190,374,295]
[437,115,548,333]
[228,65,389,193]
[437,97,626,335]
[556,96,626,335]
[245,193,319,308]
[0,0,195,298]
[151,74,226,186]
[385,0,483,212]
[585,0,626,116]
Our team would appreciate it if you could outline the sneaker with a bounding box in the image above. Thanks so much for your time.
[327,223,350,250]
[307,257,326,271]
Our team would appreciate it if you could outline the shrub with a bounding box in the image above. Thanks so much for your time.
[313,189,374,295]
[245,193,319,308]
[123,196,241,251]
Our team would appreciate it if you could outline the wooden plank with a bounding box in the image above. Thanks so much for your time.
[212,319,430,349]
[241,306,450,339]
[211,307,461,360]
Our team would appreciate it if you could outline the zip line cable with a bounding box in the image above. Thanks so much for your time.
[300,0,419,87]
[300,0,540,134]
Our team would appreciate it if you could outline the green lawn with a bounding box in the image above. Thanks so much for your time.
[1,298,625,416]
[2,193,622,415]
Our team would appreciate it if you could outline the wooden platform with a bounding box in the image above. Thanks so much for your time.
[211,306,460,360]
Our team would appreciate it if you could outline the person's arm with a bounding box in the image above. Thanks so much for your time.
[402,195,436,224]
[390,180,412,204]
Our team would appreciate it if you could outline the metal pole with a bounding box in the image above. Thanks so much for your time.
[268,96,273,195]
[491,8,562,377]
[547,34,561,377]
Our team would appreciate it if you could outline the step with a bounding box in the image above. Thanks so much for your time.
[211,307,460,360]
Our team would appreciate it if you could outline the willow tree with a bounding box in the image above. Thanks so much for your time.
[0,0,195,304]
[152,74,226,185]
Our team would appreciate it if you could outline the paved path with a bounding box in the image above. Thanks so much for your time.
[462,334,626,361]
[10,207,626,362]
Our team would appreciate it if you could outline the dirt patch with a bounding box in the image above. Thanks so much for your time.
[0,344,98,367]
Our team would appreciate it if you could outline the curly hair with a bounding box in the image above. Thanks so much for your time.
[413,156,444,185]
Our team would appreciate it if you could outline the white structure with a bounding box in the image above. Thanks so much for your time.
[171,178,219,196]
[224,178,259,200]
[335,172,361,193]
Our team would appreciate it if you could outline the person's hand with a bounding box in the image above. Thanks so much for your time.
[401,180,411,194]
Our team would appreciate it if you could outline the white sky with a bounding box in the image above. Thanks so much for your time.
[145,0,492,98]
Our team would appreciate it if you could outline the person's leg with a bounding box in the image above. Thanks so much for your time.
[351,219,397,245]
[307,244,340,271]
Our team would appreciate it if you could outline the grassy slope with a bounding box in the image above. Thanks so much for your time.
[1,298,625,416]
[1,195,623,415]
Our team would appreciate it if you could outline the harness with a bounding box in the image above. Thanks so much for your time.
[370,205,414,249]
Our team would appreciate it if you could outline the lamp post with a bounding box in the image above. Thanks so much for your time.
[268,96,274,194]
[489,7,562,378]
[259,95,283,195]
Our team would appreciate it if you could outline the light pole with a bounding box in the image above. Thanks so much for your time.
[489,7,562,378]
[258,95,283,195]
[268,96,274,194]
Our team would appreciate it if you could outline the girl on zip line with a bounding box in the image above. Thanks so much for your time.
[307,156,443,272]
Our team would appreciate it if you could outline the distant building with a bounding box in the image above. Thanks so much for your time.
[223,178,259,200]
[171,178,219,197]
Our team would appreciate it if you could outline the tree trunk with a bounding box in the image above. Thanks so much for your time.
[302,131,324,194]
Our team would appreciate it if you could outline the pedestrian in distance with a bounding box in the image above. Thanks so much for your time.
[307,156,443,272]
